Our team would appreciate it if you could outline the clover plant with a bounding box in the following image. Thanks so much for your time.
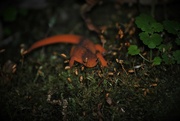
[128,14,180,65]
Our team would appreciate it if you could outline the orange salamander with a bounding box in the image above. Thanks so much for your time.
[24,34,107,68]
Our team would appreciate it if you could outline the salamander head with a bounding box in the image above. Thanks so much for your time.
[82,51,98,67]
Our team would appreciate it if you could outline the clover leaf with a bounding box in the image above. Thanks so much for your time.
[163,20,180,35]
[128,45,140,55]
[135,14,163,34]
[139,32,162,49]
[135,14,155,32]
[151,22,163,33]
[153,57,162,65]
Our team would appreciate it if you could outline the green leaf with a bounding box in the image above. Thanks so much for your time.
[135,14,155,33]
[128,45,140,55]
[151,22,163,32]
[173,50,180,64]
[135,14,163,33]
[139,32,162,48]
[153,57,162,65]
[139,32,150,45]
[149,33,163,48]
[163,20,180,34]
[148,43,156,48]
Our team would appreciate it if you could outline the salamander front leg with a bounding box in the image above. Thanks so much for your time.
[95,44,106,53]
[96,52,107,67]
[69,57,75,68]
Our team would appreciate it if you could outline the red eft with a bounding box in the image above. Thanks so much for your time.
[24,34,107,68]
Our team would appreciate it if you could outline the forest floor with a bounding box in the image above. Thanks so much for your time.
[0,0,180,121]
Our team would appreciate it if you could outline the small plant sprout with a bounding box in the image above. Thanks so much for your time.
[128,45,150,62]
[152,57,162,65]
[127,45,140,56]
